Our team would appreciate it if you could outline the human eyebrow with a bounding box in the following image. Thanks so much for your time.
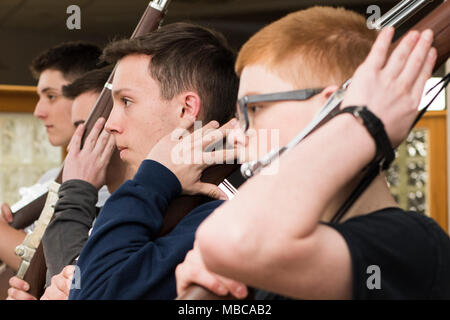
[112,88,134,98]
[238,91,262,100]
[73,120,85,127]
[38,87,59,95]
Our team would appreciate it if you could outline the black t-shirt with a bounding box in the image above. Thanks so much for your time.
[254,207,450,300]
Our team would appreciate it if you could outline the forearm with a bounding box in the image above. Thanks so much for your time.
[42,180,99,283]
[199,114,375,275]
[69,160,182,299]
[0,223,25,271]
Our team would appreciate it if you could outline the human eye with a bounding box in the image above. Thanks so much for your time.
[47,94,58,101]
[121,97,132,108]
[247,105,261,113]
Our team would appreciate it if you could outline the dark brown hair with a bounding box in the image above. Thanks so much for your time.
[101,22,239,125]
[30,41,105,81]
[62,65,113,99]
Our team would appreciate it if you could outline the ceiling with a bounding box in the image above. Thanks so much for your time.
[0,0,444,85]
[0,0,398,32]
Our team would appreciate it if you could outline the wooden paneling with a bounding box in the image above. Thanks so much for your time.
[0,85,37,113]
[416,111,448,232]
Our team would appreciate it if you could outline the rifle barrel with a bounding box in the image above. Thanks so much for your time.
[374,0,435,29]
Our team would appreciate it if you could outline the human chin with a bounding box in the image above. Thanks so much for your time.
[47,130,68,147]
[238,134,259,163]
[47,133,60,147]
[120,149,144,171]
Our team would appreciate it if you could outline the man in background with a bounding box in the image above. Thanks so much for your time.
[0,42,104,272]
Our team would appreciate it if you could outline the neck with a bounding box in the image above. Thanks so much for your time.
[321,172,398,223]
[105,151,135,194]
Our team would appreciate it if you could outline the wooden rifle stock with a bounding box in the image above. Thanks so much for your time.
[177,0,450,301]
[9,193,48,229]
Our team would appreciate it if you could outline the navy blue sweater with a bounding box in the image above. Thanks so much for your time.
[69,160,223,300]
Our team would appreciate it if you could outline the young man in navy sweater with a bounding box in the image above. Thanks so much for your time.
[68,22,239,299]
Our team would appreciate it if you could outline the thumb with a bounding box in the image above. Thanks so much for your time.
[1,203,13,223]
[178,115,196,131]
[171,116,195,142]
[197,183,228,200]
[62,265,76,280]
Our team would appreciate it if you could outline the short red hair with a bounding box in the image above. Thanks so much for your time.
[236,6,377,88]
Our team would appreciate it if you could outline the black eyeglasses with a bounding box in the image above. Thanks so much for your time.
[236,88,324,132]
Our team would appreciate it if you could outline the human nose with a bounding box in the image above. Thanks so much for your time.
[33,98,49,120]
[105,104,123,135]
[227,125,248,148]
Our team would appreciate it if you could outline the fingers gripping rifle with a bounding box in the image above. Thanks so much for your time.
[177,0,450,300]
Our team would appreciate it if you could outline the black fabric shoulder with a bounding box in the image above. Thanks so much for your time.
[327,208,450,299]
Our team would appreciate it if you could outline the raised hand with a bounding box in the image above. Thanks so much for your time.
[146,118,238,200]
[63,118,115,189]
[342,27,437,148]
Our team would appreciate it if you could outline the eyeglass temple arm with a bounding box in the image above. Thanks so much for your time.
[244,88,324,104]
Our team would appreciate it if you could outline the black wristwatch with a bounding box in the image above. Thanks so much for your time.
[336,106,395,170]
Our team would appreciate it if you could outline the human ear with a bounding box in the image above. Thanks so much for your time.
[321,85,339,100]
[179,92,201,120]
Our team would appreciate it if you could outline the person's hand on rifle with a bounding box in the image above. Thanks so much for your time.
[0,203,13,224]
[63,118,116,189]
[146,117,238,200]
[6,277,36,300]
[40,265,74,300]
[342,27,437,147]
[7,265,75,300]
[175,241,248,299]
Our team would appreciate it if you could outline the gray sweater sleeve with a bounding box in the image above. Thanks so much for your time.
[42,179,99,287]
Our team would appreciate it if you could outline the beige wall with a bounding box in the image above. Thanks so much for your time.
[0,113,61,205]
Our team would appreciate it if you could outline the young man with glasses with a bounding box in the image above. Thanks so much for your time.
[175,7,450,299]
